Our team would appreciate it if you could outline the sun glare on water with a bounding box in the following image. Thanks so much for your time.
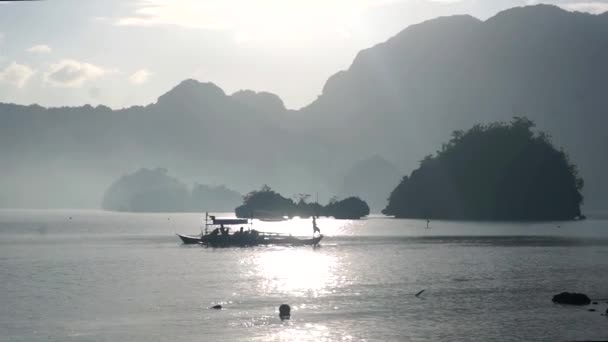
[253,249,339,296]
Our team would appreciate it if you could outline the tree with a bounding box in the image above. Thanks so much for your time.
[237,185,296,218]
[235,186,370,219]
[325,197,370,219]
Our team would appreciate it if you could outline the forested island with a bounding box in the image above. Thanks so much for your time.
[102,168,242,212]
[235,185,370,220]
[383,117,584,221]
[102,170,370,219]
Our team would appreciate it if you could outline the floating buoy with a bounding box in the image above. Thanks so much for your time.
[279,304,291,320]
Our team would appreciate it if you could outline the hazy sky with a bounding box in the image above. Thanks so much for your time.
[0,0,607,109]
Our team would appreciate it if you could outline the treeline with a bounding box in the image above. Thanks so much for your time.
[102,168,242,212]
[235,185,370,219]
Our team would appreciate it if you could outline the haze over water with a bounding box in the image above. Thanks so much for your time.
[1,210,608,341]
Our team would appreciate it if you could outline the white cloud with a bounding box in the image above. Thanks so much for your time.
[562,2,608,14]
[27,44,52,54]
[44,59,108,88]
[0,62,35,88]
[115,0,401,41]
[128,69,152,85]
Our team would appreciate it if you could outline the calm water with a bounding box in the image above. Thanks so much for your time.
[1,210,608,341]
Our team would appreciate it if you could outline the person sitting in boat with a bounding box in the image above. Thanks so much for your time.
[210,228,220,236]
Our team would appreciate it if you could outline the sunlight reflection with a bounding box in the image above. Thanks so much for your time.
[254,249,337,296]
[260,323,339,342]
[253,217,355,237]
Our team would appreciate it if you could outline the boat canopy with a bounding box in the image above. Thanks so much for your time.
[210,218,249,225]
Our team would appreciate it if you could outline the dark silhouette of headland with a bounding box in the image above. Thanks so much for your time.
[383,117,584,221]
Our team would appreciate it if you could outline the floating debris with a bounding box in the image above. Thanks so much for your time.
[415,289,426,297]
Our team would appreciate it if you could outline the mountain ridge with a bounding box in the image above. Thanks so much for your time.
[2,5,608,210]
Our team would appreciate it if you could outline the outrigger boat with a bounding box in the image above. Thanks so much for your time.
[176,213,323,247]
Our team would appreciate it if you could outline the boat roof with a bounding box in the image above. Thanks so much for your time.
[210,217,249,225]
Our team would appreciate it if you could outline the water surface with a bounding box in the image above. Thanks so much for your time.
[1,210,608,341]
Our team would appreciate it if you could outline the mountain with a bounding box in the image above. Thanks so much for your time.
[102,168,190,212]
[0,80,300,208]
[340,156,402,212]
[299,4,608,209]
[2,5,608,210]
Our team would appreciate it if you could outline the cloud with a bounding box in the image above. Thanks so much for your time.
[562,2,608,14]
[128,69,151,85]
[115,0,401,41]
[123,0,608,43]
[44,59,109,88]
[0,62,35,88]
[115,0,608,32]
[27,44,52,54]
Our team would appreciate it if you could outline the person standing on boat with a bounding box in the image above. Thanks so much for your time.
[312,216,321,235]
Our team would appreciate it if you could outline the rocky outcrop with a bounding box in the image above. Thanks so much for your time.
[552,292,591,305]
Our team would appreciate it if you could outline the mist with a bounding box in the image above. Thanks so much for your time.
[2,5,608,214]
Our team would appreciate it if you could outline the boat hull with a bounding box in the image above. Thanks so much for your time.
[177,233,323,247]
[261,235,323,246]
[176,234,202,245]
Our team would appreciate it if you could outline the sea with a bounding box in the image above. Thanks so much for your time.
[1,209,608,342]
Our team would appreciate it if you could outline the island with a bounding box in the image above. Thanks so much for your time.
[235,185,370,220]
[382,117,584,221]
[102,168,242,212]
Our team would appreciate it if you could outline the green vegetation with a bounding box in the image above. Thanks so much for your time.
[325,196,371,220]
[383,117,584,220]
[235,185,370,220]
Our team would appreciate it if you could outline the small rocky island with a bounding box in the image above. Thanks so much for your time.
[235,185,370,220]
[383,117,584,220]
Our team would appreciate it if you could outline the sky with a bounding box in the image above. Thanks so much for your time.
[1,0,607,110]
